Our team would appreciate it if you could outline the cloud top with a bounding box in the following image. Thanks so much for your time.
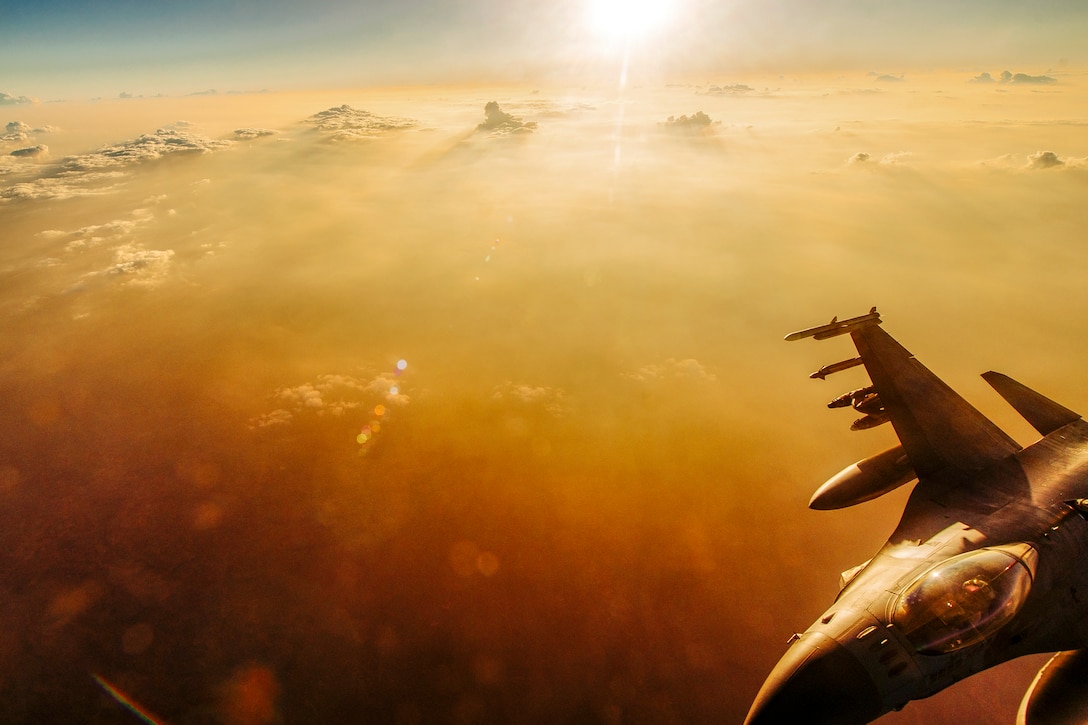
[0,92,37,106]
[11,145,47,158]
[703,84,754,96]
[1027,151,1064,169]
[662,111,715,133]
[972,71,1057,85]
[61,128,231,172]
[234,128,277,140]
[2,126,230,202]
[303,105,418,141]
[477,102,537,136]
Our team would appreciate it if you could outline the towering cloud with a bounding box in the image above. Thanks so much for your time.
[476,101,537,135]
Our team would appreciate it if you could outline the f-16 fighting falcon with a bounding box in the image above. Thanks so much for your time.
[745,308,1088,725]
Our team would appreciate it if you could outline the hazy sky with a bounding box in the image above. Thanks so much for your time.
[4,1,1088,722]
[4,0,1088,98]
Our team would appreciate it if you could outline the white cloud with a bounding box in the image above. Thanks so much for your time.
[703,84,755,96]
[1,127,230,202]
[879,151,913,166]
[234,128,277,140]
[303,105,418,141]
[60,128,231,172]
[0,92,37,106]
[253,371,410,429]
[0,172,125,201]
[626,358,717,385]
[250,409,294,428]
[39,208,154,251]
[98,244,175,287]
[662,111,715,133]
[1026,150,1063,169]
[11,145,47,158]
[476,102,537,136]
[491,382,568,416]
[1001,71,1056,85]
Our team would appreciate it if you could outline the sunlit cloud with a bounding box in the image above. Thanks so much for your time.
[626,358,717,385]
[251,372,410,430]
[476,101,537,136]
[661,111,716,134]
[44,208,155,251]
[0,172,125,201]
[60,127,231,172]
[234,128,277,140]
[0,92,37,106]
[104,244,175,286]
[1026,150,1064,169]
[10,145,47,158]
[491,381,568,416]
[1,126,230,202]
[1001,70,1056,84]
[303,105,418,141]
[702,83,755,96]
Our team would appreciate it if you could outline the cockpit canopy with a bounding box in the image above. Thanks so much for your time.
[892,543,1038,655]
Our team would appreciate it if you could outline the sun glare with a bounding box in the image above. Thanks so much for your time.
[587,0,674,42]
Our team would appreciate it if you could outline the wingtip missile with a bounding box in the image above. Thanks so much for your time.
[784,307,881,342]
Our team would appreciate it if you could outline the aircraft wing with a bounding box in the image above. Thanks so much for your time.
[786,310,1021,480]
[850,324,1020,478]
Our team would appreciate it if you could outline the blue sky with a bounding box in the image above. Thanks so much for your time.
[3,0,1087,98]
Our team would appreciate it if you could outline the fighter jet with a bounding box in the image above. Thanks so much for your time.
[745,309,1088,724]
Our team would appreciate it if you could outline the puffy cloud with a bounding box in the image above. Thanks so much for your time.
[60,127,231,172]
[879,151,913,166]
[1,127,230,202]
[969,72,996,84]
[303,105,418,141]
[875,74,905,83]
[250,409,294,428]
[44,208,154,251]
[476,102,537,136]
[491,382,568,416]
[252,371,409,429]
[0,92,37,106]
[4,122,58,143]
[662,111,716,133]
[11,145,47,158]
[234,128,277,140]
[1,172,125,201]
[1026,150,1064,169]
[98,244,175,287]
[703,84,754,96]
[847,151,912,168]
[1000,71,1056,85]
[626,358,718,385]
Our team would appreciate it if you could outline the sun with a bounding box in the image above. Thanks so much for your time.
[587,0,675,42]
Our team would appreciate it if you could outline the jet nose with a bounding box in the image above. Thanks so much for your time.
[744,632,884,725]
